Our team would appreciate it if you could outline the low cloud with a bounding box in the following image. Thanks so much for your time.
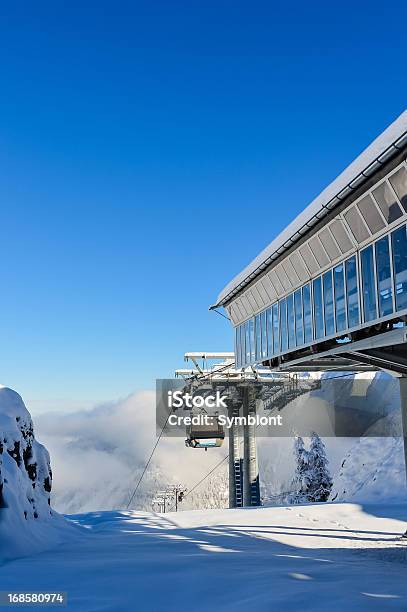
[35,391,227,513]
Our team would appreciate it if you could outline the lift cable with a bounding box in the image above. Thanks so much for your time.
[126,413,171,510]
[166,454,229,513]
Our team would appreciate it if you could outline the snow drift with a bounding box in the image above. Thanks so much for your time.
[0,386,71,561]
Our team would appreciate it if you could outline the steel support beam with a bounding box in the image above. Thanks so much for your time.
[242,388,260,507]
[228,403,243,508]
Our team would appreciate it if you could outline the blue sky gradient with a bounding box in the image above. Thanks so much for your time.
[0,1,406,411]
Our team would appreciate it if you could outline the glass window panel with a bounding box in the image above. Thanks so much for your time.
[323,270,335,336]
[287,293,296,349]
[344,207,370,243]
[239,325,244,367]
[245,321,250,365]
[375,236,393,317]
[330,219,353,253]
[345,256,360,328]
[255,314,261,361]
[319,228,341,261]
[391,225,407,312]
[294,289,303,346]
[356,194,385,235]
[266,308,273,357]
[389,166,407,212]
[372,181,403,224]
[334,264,346,332]
[261,310,268,359]
[279,299,288,353]
[302,284,313,344]
[249,318,255,363]
[240,326,244,368]
[360,246,377,322]
[272,303,279,355]
[235,327,239,368]
[313,277,324,340]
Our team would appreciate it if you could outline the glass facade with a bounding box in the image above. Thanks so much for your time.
[287,293,295,349]
[375,236,393,317]
[313,277,324,340]
[294,289,303,346]
[361,245,377,322]
[280,298,288,353]
[391,225,407,312]
[323,270,335,336]
[333,264,346,332]
[235,220,407,368]
[345,256,359,328]
[302,284,313,344]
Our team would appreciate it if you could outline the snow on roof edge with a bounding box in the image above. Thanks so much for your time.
[213,110,407,309]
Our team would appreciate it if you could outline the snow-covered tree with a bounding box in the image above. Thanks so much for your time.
[290,436,311,503]
[307,433,332,502]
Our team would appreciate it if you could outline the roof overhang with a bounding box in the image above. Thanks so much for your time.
[211,110,407,310]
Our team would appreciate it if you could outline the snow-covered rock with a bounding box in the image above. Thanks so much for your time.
[0,387,71,561]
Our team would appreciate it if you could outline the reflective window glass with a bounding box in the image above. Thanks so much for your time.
[261,310,268,359]
[313,277,324,339]
[334,264,346,332]
[391,225,407,312]
[287,293,296,349]
[255,314,261,361]
[372,182,403,224]
[272,303,279,355]
[245,322,250,364]
[345,256,360,328]
[294,289,303,346]
[279,299,288,353]
[239,325,245,367]
[323,270,335,336]
[361,245,377,322]
[249,318,255,363]
[375,236,393,317]
[389,166,407,212]
[235,327,239,368]
[302,284,313,344]
[266,308,273,357]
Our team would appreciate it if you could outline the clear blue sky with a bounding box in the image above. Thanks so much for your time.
[0,1,406,412]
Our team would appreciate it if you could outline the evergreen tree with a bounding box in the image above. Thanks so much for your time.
[307,433,333,502]
[290,436,311,503]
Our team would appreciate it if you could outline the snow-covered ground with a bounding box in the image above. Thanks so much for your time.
[1,503,406,611]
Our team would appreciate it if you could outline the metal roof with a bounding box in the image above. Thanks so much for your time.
[211,110,407,309]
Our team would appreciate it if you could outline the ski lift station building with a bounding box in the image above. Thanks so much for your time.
[212,111,407,375]
[211,110,407,470]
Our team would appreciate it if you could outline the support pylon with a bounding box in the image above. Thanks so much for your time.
[228,402,243,508]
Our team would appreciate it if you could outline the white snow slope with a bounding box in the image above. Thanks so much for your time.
[1,503,406,611]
